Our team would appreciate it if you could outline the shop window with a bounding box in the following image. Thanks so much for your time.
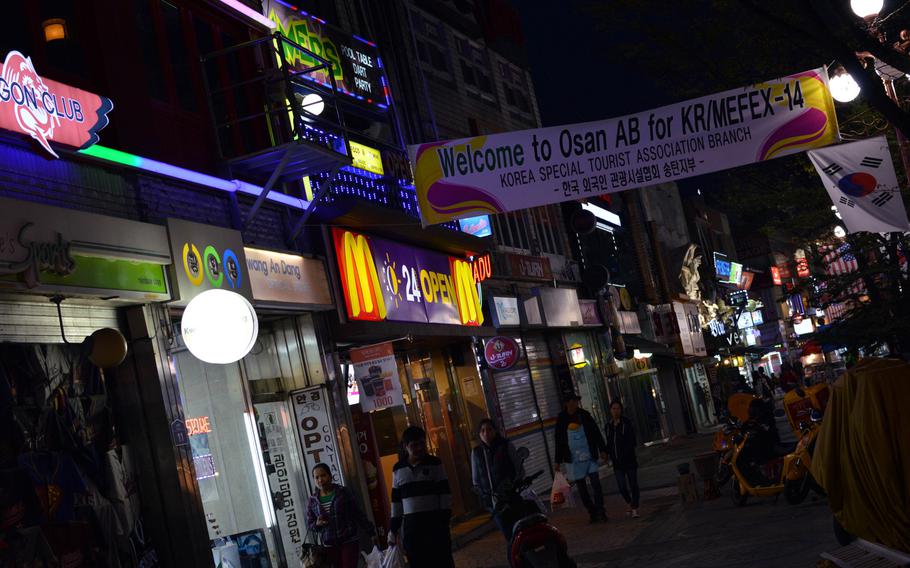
[460,60,476,86]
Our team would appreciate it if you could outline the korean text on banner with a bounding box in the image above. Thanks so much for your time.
[409,68,839,226]
[291,386,344,487]
[350,342,405,412]
[808,136,910,233]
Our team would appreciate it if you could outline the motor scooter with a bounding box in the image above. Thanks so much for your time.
[779,409,825,504]
[492,448,576,568]
[713,415,738,485]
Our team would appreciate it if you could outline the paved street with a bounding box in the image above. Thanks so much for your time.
[455,431,837,568]
[455,485,835,567]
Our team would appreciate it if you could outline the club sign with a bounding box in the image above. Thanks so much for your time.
[484,336,520,370]
[0,51,112,158]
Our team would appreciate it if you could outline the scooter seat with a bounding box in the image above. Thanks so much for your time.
[513,513,548,535]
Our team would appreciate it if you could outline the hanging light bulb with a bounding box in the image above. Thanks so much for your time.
[829,71,861,103]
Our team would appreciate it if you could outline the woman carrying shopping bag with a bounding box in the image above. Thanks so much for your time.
[304,463,374,568]
[554,393,608,523]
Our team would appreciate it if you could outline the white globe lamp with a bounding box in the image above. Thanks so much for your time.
[300,93,325,116]
[181,289,259,364]
[829,72,861,103]
[851,0,883,17]
[833,225,847,238]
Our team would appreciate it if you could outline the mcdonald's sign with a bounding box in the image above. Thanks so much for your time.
[331,227,483,326]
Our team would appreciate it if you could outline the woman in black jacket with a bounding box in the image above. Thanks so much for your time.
[554,394,608,523]
[604,400,640,517]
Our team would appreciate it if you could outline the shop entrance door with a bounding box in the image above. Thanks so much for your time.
[401,349,479,519]
[619,370,669,443]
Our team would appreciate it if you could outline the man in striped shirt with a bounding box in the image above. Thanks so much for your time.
[388,426,455,567]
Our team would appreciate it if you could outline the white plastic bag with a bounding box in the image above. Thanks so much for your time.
[550,471,572,509]
[361,545,383,568]
[381,545,407,568]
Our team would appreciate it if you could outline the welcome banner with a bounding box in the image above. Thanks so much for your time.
[409,68,839,226]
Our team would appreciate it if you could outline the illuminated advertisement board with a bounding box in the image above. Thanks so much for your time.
[265,4,387,108]
[0,51,112,158]
[714,253,731,281]
[331,227,483,326]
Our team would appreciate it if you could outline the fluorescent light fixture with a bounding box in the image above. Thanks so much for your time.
[595,222,615,233]
[633,349,653,359]
[218,0,277,29]
[582,202,621,227]
[79,145,311,210]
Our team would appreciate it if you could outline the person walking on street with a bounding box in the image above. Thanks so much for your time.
[388,426,455,567]
[780,362,800,393]
[555,393,608,523]
[305,463,375,568]
[471,418,524,539]
[605,400,640,518]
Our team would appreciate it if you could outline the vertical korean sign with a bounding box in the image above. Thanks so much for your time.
[291,386,344,487]
[350,342,405,412]
[409,68,839,226]
[256,402,307,561]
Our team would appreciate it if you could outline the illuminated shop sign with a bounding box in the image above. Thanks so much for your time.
[471,253,492,283]
[265,4,388,108]
[166,219,252,305]
[0,51,112,158]
[458,215,492,237]
[349,141,384,175]
[714,253,731,281]
[331,227,483,326]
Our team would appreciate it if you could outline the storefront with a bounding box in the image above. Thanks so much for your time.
[325,227,493,528]
[0,197,171,567]
[614,356,670,444]
[164,219,338,567]
[682,363,716,429]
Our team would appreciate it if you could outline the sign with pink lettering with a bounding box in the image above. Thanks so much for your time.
[0,51,112,158]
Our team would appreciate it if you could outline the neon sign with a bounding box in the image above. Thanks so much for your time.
[186,416,212,436]
[471,253,492,283]
[0,51,112,158]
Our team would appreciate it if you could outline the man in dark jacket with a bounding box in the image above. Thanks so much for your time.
[471,419,524,538]
[555,394,608,522]
[605,400,640,517]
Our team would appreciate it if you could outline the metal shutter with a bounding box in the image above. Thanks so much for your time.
[511,426,556,498]
[0,297,120,343]
[490,333,562,500]
[524,335,561,420]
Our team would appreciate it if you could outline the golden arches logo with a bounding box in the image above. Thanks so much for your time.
[340,231,387,320]
[452,259,483,326]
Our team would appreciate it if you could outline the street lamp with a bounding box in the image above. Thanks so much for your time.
[829,70,861,102]
[850,0,883,18]
[833,225,847,238]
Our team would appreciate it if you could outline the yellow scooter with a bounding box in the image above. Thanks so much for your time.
[728,413,823,506]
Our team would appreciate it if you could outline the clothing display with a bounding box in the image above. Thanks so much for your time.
[0,344,156,568]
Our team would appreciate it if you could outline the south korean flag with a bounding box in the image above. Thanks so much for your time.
[808,136,910,233]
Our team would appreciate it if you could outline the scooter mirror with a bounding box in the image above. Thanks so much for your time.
[516,447,530,463]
